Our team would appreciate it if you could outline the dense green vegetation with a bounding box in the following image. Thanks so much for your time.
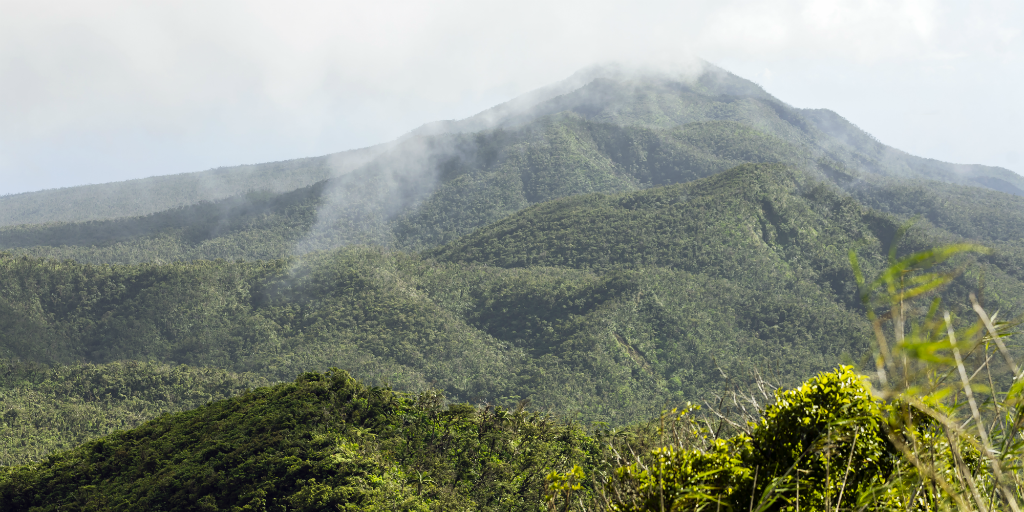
[606,367,900,510]
[2,65,1024,509]
[4,358,1019,510]
[4,163,1024,472]
[0,360,269,466]
[600,243,1024,510]
[849,177,1024,243]
[0,237,873,433]
[0,369,602,510]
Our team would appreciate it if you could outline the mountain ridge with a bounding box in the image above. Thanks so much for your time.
[5,110,1024,264]
[0,144,389,228]
[3,61,1021,236]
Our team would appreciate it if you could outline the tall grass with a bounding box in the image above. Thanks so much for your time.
[563,236,1024,511]
[850,237,1023,510]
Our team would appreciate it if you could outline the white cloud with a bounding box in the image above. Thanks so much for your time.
[0,0,1020,193]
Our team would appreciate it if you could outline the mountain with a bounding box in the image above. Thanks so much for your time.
[5,163,1024,471]
[0,144,387,228]
[3,62,1024,472]
[7,111,1024,265]
[1,115,822,262]
[3,61,1023,259]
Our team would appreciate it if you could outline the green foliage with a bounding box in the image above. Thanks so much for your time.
[851,241,1024,510]
[0,360,269,467]
[741,367,897,510]
[0,369,601,511]
[606,368,899,511]
[607,428,752,511]
[1,358,1011,510]
[606,243,1024,511]
[6,163,1024,468]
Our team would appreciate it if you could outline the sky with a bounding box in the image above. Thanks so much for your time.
[1,0,1021,196]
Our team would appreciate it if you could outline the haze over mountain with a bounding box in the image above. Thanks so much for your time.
[2,62,1022,253]
[3,62,1024,485]
[0,145,388,228]
[4,0,1024,505]
[5,1,1021,198]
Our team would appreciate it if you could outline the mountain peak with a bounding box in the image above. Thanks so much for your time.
[405,58,774,138]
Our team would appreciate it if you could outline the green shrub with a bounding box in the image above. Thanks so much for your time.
[605,367,898,511]
[740,366,898,510]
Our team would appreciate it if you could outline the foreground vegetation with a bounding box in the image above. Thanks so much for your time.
[1,243,1022,510]
[1,368,604,510]
[2,356,1019,509]
[599,243,1024,510]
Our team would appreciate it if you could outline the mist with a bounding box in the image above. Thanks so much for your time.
[4,57,1022,264]
[1,0,1021,196]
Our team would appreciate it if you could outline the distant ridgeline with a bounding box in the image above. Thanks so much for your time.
[2,63,1024,476]
[2,63,1023,263]
[0,145,387,228]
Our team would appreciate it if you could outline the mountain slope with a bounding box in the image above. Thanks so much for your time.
[1,108,882,263]
[0,369,599,510]
[9,165,1022,413]
[1,114,821,262]
[430,164,875,282]
[0,144,386,228]
[4,163,1024,468]
[429,162,1024,325]
[416,62,1024,191]
[0,360,270,467]
[800,107,1024,195]
[4,62,1022,258]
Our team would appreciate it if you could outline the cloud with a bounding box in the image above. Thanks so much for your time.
[0,0,1020,194]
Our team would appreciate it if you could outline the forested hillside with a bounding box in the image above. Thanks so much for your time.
[3,64,1024,509]
[0,360,269,467]
[7,113,1024,267]
[1,369,604,510]
[0,116,819,261]
[5,363,1022,510]
[4,163,1024,471]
